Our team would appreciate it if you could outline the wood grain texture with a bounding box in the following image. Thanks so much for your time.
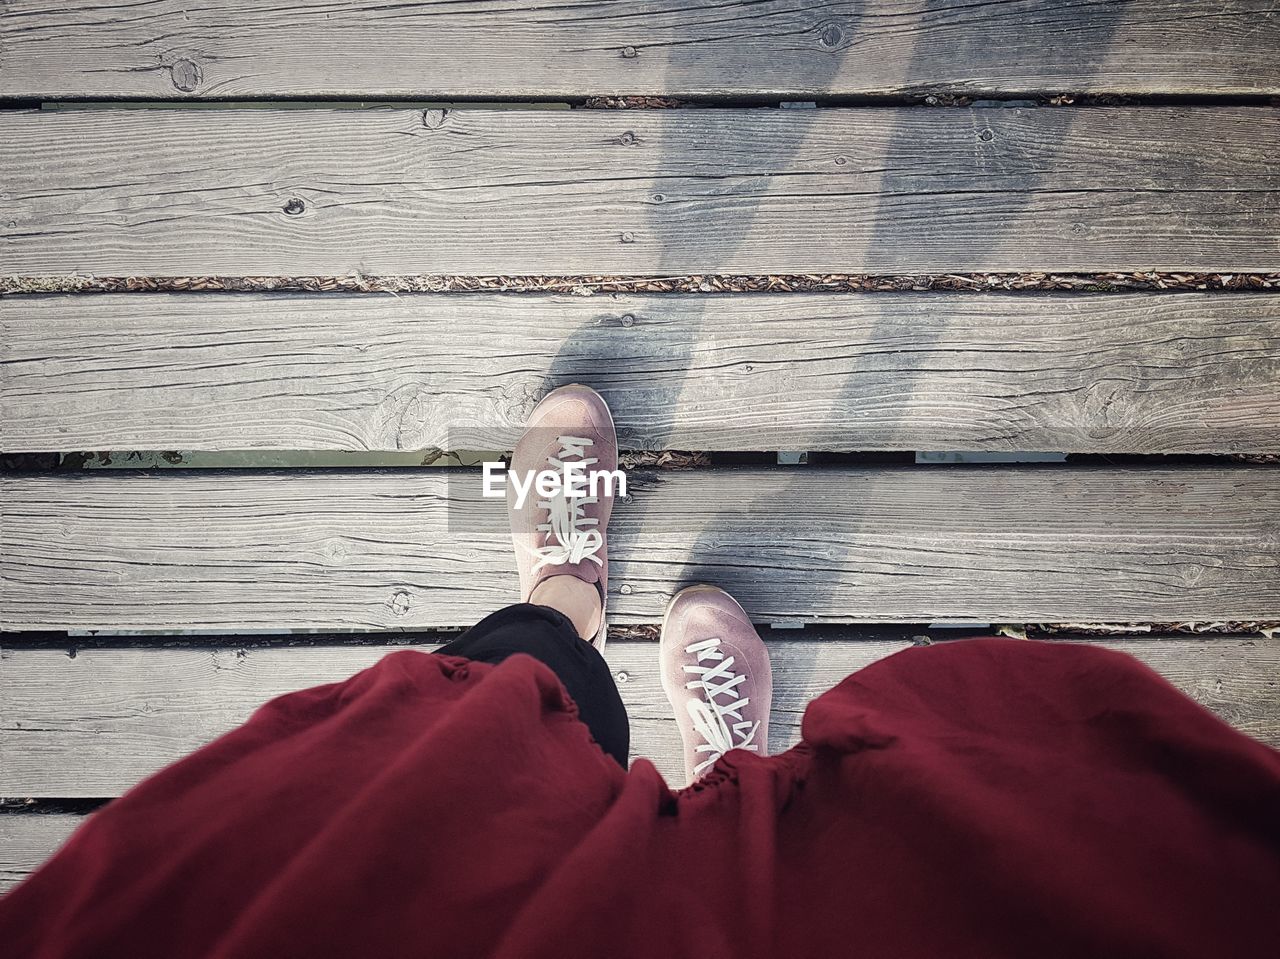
[3,468,1278,630]
[1,637,1275,797]
[4,292,1279,455]
[0,814,81,894]
[3,107,1277,275]
[2,1,1278,98]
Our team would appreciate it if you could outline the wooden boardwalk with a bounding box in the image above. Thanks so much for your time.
[5,292,1279,454]
[1,0,1278,890]
[5,636,1279,797]
[4,107,1278,274]
[3,0,1276,98]
[4,468,1279,629]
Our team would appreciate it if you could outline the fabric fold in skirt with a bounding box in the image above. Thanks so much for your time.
[2,638,1277,958]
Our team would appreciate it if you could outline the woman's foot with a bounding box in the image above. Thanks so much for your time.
[507,384,618,648]
[660,585,773,784]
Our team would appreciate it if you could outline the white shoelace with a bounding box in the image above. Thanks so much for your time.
[683,637,761,777]
[530,435,605,571]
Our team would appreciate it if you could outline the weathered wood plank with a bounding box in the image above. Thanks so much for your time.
[1,637,1275,797]
[3,107,1277,275]
[0,814,81,894]
[1,636,1273,885]
[4,292,1278,455]
[2,1,1277,98]
[3,468,1277,630]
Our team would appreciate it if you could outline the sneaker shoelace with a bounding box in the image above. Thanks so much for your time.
[683,636,761,777]
[531,435,605,571]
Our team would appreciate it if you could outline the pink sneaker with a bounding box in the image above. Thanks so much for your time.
[660,585,773,783]
[507,385,618,649]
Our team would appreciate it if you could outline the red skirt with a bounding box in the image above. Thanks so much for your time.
[3,639,1277,958]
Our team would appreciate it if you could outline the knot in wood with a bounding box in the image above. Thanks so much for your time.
[170,58,202,92]
[819,23,844,49]
[390,590,411,616]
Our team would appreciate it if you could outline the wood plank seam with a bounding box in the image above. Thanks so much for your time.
[3,273,1279,295]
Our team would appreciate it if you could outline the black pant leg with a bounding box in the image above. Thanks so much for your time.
[435,603,630,767]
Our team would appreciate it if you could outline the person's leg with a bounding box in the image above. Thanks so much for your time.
[436,603,629,766]
[529,574,601,642]
[506,384,618,649]
[436,384,627,764]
